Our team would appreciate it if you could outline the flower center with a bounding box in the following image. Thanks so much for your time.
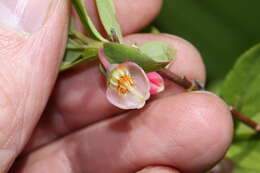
[117,75,135,94]
[109,67,135,95]
[109,66,145,100]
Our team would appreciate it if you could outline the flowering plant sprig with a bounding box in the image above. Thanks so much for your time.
[61,0,260,134]
[60,1,260,172]
[61,0,176,109]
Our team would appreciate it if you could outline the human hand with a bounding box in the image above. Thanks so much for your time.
[0,0,233,172]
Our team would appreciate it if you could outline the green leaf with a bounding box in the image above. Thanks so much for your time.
[96,0,123,43]
[71,0,107,42]
[219,44,260,171]
[62,49,82,66]
[60,48,98,71]
[67,39,84,50]
[226,112,260,171]
[69,30,104,48]
[207,158,259,173]
[103,42,175,72]
[232,167,260,173]
[139,41,176,62]
[220,44,260,116]
[60,30,103,71]
[107,0,116,13]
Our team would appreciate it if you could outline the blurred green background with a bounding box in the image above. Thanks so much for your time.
[154,0,260,86]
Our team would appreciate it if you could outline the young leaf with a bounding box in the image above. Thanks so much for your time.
[96,0,123,43]
[103,42,175,72]
[139,41,176,62]
[61,23,103,71]
[62,49,82,66]
[219,44,260,171]
[69,30,104,48]
[71,0,108,42]
[60,48,98,71]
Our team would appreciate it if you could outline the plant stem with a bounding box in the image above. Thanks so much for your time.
[230,108,260,132]
[159,68,260,132]
[158,68,195,90]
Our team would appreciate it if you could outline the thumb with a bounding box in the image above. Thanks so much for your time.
[137,166,180,173]
[0,0,68,172]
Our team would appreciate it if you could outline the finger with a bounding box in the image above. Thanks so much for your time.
[136,166,180,173]
[24,33,206,153]
[0,0,68,171]
[73,0,163,35]
[12,92,233,173]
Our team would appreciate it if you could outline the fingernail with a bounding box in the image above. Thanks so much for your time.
[0,0,54,33]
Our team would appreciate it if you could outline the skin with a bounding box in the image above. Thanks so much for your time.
[0,0,233,172]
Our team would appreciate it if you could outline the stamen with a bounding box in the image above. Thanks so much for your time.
[109,67,145,100]
[116,74,135,94]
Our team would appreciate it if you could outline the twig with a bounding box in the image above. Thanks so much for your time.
[230,107,260,132]
[159,68,260,132]
[158,69,194,90]
[158,68,204,91]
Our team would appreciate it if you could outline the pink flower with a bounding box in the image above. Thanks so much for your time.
[99,49,150,109]
[147,72,165,95]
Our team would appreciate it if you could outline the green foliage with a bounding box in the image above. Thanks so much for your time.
[71,0,107,42]
[155,0,260,83]
[60,30,103,71]
[226,113,260,172]
[232,166,260,173]
[220,44,260,172]
[103,42,176,72]
[96,0,123,43]
[62,0,175,71]
[139,41,176,62]
[61,48,98,71]
[220,44,260,117]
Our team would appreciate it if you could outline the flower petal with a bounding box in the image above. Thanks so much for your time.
[106,62,150,109]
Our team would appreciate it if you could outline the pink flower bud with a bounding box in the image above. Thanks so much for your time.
[146,72,165,95]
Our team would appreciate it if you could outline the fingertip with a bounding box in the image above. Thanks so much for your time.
[136,166,180,173]
[137,91,233,173]
[165,91,233,172]
[188,91,234,153]
[115,0,163,34]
